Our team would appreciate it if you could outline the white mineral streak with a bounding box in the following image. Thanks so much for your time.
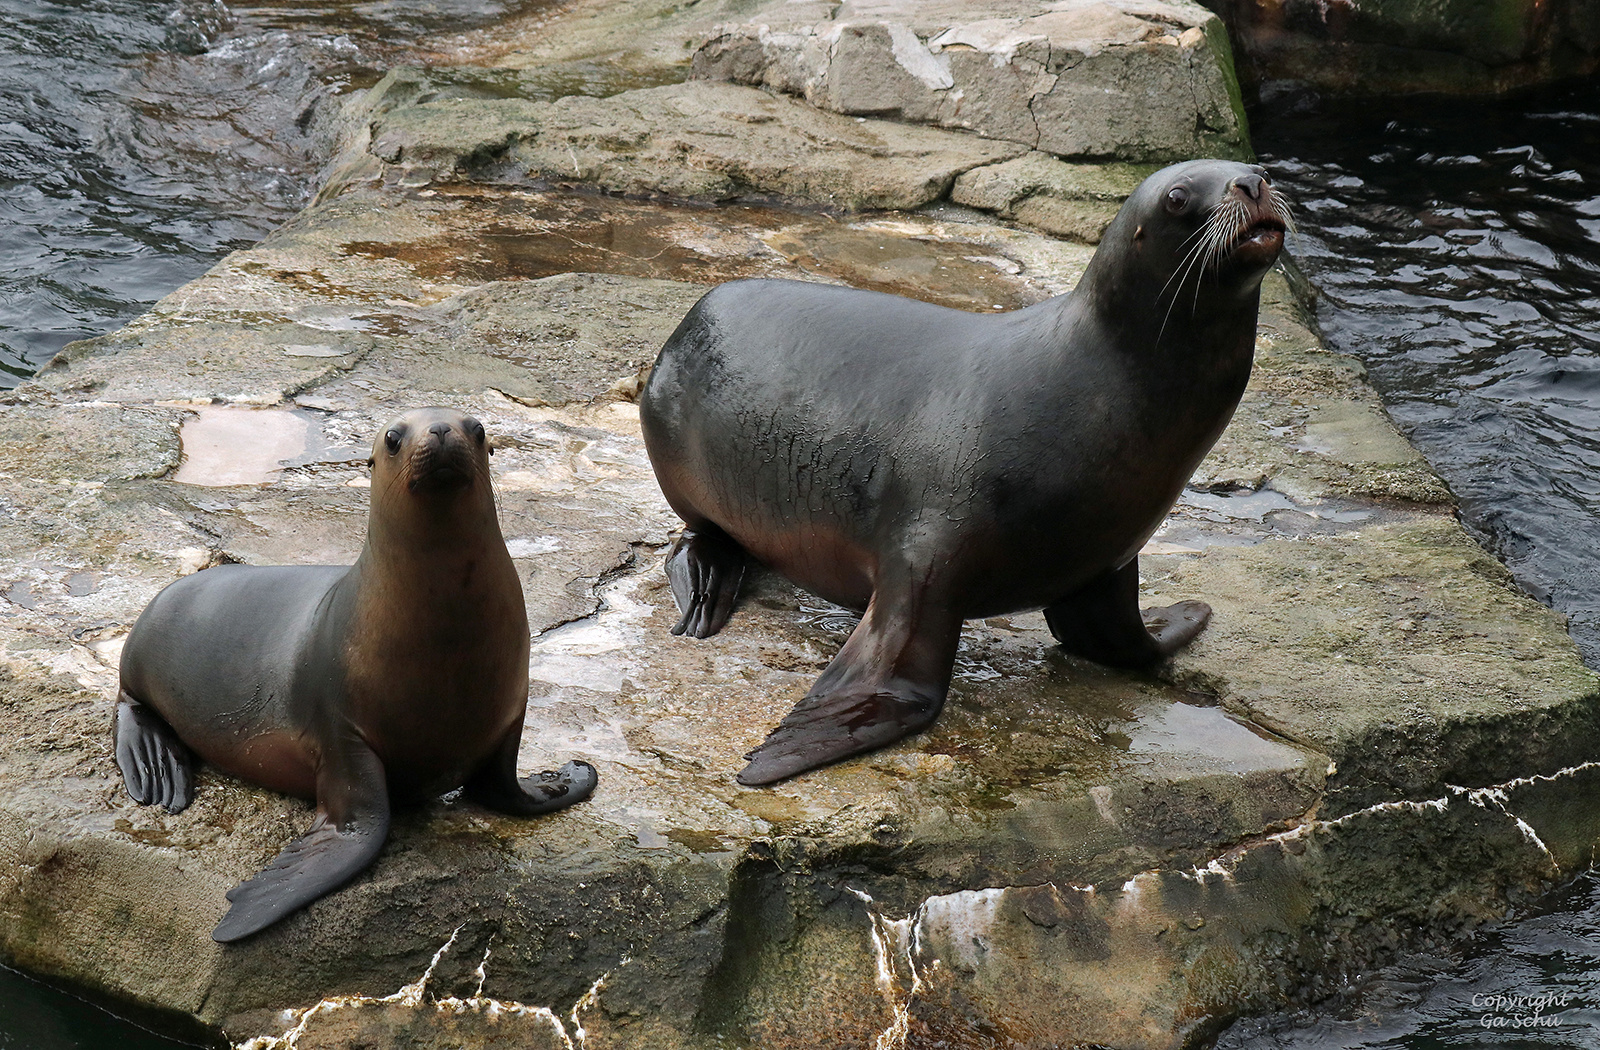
[234,927,617,1050]
[569,964,619,1049]
[1118,870,1158,909]
[927,19,1041,66]
[1450,784,1560,871]
[1319,795,1450,829]
[916,887,1004,972]
[848,886,952,1050]
[1121,760,1597,898]
[1179,858,1234,883]
[884,24,954,89]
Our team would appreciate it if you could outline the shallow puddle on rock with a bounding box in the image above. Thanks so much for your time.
[526,572,654,693]
[1127,701,1306,775]
[172,406,311,487]
[764,223,1042,311]
[1179,486,1300,522]
[343,188,1045,311]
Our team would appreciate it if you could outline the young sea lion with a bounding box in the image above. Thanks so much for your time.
[639,159,1290,785]
[115,407,597,942]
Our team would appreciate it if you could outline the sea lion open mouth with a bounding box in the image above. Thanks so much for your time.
[1231,216,1288,255]
[408,460,472,493]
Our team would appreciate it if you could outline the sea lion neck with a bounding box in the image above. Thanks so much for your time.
[363,485,504,563]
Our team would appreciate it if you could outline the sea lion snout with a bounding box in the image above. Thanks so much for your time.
[1225,174,1292,265]
[370,408,490,494]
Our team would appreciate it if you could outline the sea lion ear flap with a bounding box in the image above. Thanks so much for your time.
[366,457,375,469]
[1134,224,1145,242]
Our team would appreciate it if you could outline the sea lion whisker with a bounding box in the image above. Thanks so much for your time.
[1206,199,1246,265]
[1158,226,1218,303]
[1268,186,1297,233]
[1161,219,1220,288]
[1164,208,1231,305]
[1156,223,1223,338]
[1157,239,1214,343]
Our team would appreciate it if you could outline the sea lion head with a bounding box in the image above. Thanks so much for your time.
[367,407,493,502]
[1105,159,1293,305]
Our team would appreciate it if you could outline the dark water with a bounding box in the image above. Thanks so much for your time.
[1249,81,1600,664]
[0,0,550,384]
[1209,82,1600,1048]
[0,963,222,1049]
[1217,873,1600,1048]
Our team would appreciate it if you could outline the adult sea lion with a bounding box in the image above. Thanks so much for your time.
[639,159,1290,786]
[114,407,597,942]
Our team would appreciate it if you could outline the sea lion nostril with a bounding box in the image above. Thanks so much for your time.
[1234,174,1264,201]
[428,422,452,439]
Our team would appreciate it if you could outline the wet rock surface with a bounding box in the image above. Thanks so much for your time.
[2,4,1598,1049]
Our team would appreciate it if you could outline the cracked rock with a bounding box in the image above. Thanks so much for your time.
[690,0,1252,163]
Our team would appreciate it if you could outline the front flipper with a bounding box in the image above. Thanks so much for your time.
[114,692,194,814]
[1044,557,1211,670]
[739,570,961,786]
[212,735,390,943]
[666,527,747,639]
[464,725,598,817]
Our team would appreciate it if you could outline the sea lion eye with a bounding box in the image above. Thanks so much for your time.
[384,429,402,454]
[1165,186,1191,213]
[467,419,486,444]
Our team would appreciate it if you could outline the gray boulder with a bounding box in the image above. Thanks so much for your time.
[691,0,1252,162]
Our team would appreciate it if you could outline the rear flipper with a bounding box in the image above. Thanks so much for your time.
[464,724,598,816]
[738,568,961,786]
[666,527,746,639]
[1044,557,1211,669]
[212,734,390,943]
[114,692,194,814]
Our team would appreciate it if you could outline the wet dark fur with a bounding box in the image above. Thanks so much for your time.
[639,159,1290,786]
[115,408,598,941]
